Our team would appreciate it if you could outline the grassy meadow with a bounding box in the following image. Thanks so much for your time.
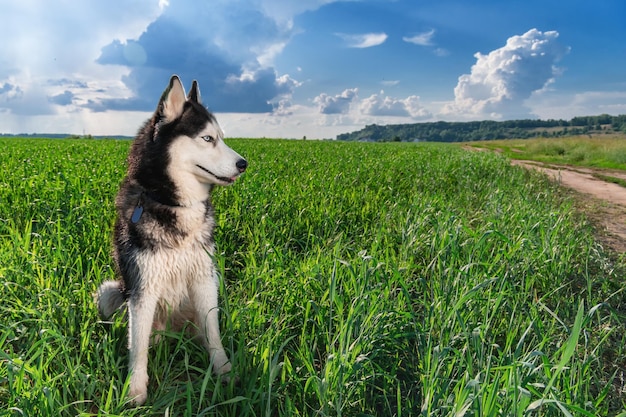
[464,135,626,170]
[1,137,626,416]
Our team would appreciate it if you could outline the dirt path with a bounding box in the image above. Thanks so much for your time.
[511,160,626,254]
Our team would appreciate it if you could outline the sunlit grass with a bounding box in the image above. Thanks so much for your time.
[1,137,625,416]
[465,135,626,170]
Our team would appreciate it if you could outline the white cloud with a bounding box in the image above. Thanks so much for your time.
[259,0,336,25]
[403,29,448,57]
[255,40,290,68]
[360,92,431,119]
[442,28,569,119]
[403,29,435,46]
[0,1,161,118]
[336,32,388,48]
[570,91,626,114]
[314,88,359,114]
[0,1,161,76]
[217,106,366,140]
[527,90,626,120]
[310,88,432,127]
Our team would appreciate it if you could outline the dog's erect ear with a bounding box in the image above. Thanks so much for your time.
[159,75,186,122]
[188,80,201,103]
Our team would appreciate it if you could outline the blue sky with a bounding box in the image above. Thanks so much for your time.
[1,0,625,138]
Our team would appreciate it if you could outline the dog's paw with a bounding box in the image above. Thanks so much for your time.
[213,360,239,386]
[211,351,231,375]
[128,372,149,406]
[128,388,148,406]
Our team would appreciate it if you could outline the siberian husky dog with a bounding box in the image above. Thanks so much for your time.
[96,75,247,405]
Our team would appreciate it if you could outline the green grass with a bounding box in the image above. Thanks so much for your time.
[1,137,626,416]
[465,135,626,170]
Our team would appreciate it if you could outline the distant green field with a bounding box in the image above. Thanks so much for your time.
[465,135,626,170]
[1,137,626,416]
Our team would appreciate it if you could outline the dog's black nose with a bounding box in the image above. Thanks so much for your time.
[236,159,248,173]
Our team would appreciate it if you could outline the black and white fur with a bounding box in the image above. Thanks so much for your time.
[96,75,247,405]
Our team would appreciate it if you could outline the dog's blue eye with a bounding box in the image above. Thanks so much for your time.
[201,135,215,143]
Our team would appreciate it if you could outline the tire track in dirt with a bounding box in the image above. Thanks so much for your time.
[512,160,626,254]
[463,145,626,254]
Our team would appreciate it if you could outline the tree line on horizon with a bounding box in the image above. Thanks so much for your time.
[0,133,132,140]
[336,114,626,142]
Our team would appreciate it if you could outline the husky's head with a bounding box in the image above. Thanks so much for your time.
[136,75,247,205]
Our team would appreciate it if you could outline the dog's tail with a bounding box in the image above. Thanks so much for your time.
[96,280,126,318]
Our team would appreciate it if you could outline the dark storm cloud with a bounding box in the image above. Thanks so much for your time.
[48,90,74,106]
[94,2,296,113]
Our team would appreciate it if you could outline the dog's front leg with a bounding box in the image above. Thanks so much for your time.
[192,277,231,377]
[127,295,158,405]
